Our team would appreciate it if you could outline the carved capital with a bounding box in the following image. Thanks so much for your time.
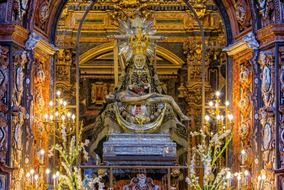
[224,32,259,56]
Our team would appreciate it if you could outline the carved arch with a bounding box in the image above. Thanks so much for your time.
[79,42,185,65]
[48,0,234,45]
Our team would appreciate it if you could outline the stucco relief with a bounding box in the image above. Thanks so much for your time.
[12,0,29,24]
[35,0,50,31]
[10,50,29,190]
[238,62,252,149]
[234,0,251,31]
[12,51,28,109]
[0,46,9,163]
[34,62,46,112]
[33,60,47,139]
[278,47,284,168]
[257,0,275,26]
[259,51,275,111]
[258,50,275,189]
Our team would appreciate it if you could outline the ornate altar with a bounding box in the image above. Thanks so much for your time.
[89,15,188,166]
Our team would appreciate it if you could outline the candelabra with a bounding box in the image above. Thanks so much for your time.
[204,91,234,133]
[223,149,252,190]
[24,90,76,190]
[43,90,76,137]
[225,150,266,190]
[24,149,60,190]
[203,91,234,169]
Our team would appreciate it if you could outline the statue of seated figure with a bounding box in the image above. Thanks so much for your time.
[88,17,189,156]
[106,54,189,126]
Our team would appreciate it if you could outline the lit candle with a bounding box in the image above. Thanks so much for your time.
[215,102,219,108]
[225,101,230,106]
[45,168,50,183]
[205,115,210,122]
[216,115,221,120]
[240,149,246,165]
[61,115,66,122]
[209,101,214,107]
[30,169,35,185]
[236,173,241,190]
[257,175,262,190]
[34,174,39,189]
[26,172,31,184]
[244,170,250,186]
[228,114,234,121]
[55,111,59,118]
[215,91,221,97]
[52,174,57,189]
[71,114,75,122]
[260,174,266,189]
[55,171,60,178]
[39,149,45,164]
[49,101,54,107]
[56,90,61,96]
[59,99,63,105]
[44,114,49,121]
[226,171,232,189]
[67,112,71,118]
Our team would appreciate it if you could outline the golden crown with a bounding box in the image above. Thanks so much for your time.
[129,28,150,55]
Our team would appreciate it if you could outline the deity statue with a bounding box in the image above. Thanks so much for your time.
[106,53,189,125]
[89,16,189,158]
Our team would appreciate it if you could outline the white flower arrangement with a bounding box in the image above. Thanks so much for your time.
[49,123,89,190]
[186,129,232,190]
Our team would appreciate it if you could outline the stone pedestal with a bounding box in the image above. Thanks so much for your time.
[103,133,176,165]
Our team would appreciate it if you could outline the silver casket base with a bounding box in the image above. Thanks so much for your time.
[103,133,176,165]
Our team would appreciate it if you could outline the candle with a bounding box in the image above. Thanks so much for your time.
[260,174,266,189]
[30,169,35,185]
[71,114,75,122]
[26,172,31,184]
[52,174,57,189]
[45,168,50,183]
[61,115,66,122]
[215,91,221,97]
[226,171,232,189]
[240,150,246,165]
[56,90,61,96]
[225,101,230,106]
[49,101,54,107]
[59,99,63,105]
[237,174,241,190]
[55,171,60,178]
[39,149,45,164]
[44,114,49,121]
[205,115,210,122]
[67,112,71,118]
[34,174,39,189]
[257,175,262,190]
[244,170,250,186]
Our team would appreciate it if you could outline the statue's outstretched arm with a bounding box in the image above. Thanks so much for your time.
[120,93,153,103]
